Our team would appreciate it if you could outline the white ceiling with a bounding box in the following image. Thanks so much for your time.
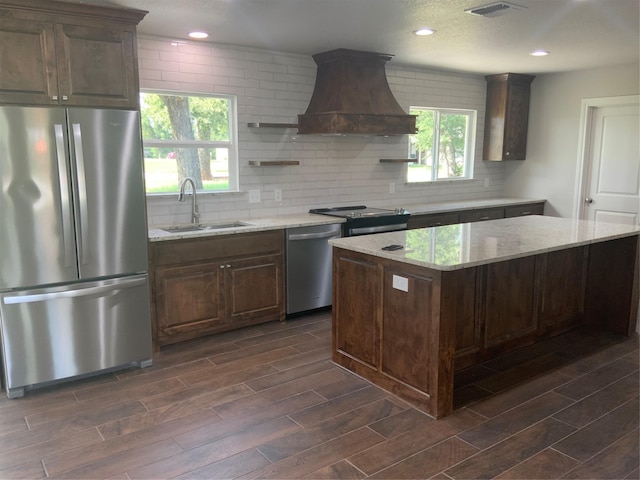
[81,0,639,75]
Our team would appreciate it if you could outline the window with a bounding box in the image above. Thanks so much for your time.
[140,90,238,194]
[407,107,476,183]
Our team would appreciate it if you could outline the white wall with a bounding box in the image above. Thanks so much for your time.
[137,36,504,226]
[504,63,640,218]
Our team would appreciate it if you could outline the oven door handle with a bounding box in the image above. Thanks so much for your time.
[349,223,408,236]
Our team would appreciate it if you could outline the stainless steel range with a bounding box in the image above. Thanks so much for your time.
[309,205,410,236]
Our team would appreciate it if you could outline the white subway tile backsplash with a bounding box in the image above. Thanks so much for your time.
[139,34,503,226]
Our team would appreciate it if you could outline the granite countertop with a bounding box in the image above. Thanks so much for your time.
[148,213,344,242]
[400,197,546,215]
[329,216,640,271]
[147,197,546,242]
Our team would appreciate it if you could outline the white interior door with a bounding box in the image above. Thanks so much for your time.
[578,96,640,225]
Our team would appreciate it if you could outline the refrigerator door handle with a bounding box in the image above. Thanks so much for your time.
[54,124,74,268]
[72,123,90,265]
[3,277,146,305]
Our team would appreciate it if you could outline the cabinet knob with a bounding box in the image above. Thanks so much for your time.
[62,95,68,101]
[226,264,231,268]
[506,151,510,156]
[52,95,58,100]
[220,265,225,269]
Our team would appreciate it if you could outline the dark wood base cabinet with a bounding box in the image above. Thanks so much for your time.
[332,236,638,418]
[407,202,545,230]
[149,231,285,347]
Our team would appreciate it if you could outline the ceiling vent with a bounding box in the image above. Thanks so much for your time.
[466,2,526,18]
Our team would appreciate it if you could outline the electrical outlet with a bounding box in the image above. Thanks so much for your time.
[389,182,395,194]
[248,189,261,203]
[274,189,282,202]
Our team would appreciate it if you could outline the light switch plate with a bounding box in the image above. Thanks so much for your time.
[392,274,409,292]
[248,189,261,203]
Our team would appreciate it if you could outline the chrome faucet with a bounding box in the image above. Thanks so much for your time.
[178,177,200,224]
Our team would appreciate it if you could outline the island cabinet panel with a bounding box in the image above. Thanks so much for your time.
[333,248,459,417]
[450,268,481,370]
[535,246,587,336]
[480,257,537,350]
[381,268,435,392]
[332,252,380,370]
[584,236,639,335]
[149,230,285,347]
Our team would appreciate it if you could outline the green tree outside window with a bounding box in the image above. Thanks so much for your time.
[140,91,237,194]
[408,107,476,183]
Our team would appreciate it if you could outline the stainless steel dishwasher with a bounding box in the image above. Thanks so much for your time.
[286,223,342,316]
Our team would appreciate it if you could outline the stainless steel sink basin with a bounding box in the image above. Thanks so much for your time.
[202,221,252,230]
[160,222,252,233]
[161,225,205,233]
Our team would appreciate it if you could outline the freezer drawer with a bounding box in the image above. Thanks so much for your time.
[0,275,152,398]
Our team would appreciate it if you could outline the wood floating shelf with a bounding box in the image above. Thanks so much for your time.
[247,122,299,129]
[248,160,300,166]
[379,159,416,163]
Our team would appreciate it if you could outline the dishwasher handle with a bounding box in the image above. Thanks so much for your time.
[288,230,341,241]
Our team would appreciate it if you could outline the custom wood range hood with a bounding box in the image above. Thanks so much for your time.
[297,49,417,136]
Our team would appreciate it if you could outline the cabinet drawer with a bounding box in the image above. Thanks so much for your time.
[459,208,504,223]
[504,203,544,218]
[152,230,284,266]
[408,212,460,229]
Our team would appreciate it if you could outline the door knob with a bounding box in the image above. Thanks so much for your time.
[584,197,594,204]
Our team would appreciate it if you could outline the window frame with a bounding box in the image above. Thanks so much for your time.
[140,89,239,195]
[407,106,476,183]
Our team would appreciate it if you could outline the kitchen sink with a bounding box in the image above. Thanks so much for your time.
[203,221,253,230]
[160,221,252,233]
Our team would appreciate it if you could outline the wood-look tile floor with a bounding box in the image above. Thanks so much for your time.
[0,311,638,479]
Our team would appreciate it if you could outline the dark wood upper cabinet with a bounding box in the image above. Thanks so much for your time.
[483,73,535,161]
[0,0,146,108]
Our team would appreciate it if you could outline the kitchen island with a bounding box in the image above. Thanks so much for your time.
[329,216,639,418]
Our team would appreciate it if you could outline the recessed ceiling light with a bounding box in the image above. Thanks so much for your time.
[413,27,436,36]
[530,49,550,56]
[189,31,209,39]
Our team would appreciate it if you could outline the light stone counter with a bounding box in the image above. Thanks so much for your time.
[148,213,344,242]
[329,215,640,271]
[398,197,546,215]
[148,197,546,242]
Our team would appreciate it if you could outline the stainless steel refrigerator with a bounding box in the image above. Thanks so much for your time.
[0,106,153,398]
